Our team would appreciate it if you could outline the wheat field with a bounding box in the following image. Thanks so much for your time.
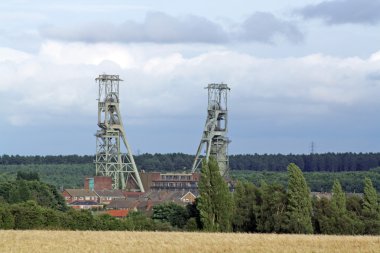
[0,230,379,253]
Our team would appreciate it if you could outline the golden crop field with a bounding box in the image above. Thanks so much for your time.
[0,230,379,253]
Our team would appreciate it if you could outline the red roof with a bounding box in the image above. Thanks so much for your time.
[106,209,129,218]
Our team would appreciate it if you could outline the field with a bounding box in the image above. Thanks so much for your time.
[0,231,379,253]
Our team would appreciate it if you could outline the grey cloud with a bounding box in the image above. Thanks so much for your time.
[297,0,380,25]
[40,12,229,44]
[367,71,380,81]
[239,12,303,44]
[40,12,302,45]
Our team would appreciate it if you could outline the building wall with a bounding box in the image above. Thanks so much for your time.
[140,172,161,191]
[85,176,113,190]
[62,191,72,203]
[147,172,200,191]
[61,190,99,204]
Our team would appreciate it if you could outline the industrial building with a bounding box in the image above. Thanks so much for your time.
[60,76,230,212]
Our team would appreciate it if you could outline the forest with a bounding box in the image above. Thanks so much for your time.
[2,152,380,172]
[1,153,380,192]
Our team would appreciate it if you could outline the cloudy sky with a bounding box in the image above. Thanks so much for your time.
[1,0,380,155]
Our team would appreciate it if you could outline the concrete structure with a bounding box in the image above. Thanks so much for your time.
[140,172,200,191]
[94,74,144,191]
[192,83,231,177]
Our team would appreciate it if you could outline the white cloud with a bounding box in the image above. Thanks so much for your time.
[0,47,32,63]
[1,41,380,127]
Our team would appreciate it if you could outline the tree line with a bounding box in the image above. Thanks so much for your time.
[0,164,379,193]
[2,152,380,172]
[233,169,380,192]
[1,166,379,234]
[193,159,380,234]
[0,172,175,231]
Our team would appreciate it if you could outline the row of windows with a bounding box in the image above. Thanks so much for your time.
[153,182,197,187]
[67,196,125,201]
[160,175,192,180]
[73,196,97,201]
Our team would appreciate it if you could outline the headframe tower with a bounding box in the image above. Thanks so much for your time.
[191,83,230,176]
[94,74,144,192]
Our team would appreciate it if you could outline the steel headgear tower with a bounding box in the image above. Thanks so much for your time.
[95,74,144,192]
[191,83,231,176]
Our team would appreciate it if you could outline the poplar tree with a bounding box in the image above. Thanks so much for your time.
[362,177,380,234]
[328,179,363,234]
[285,163,313,234]
[197,157,233,232]
[331,179,346,213]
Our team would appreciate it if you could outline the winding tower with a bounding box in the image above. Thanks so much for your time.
[94,74,144,192]
[191,83,231,177]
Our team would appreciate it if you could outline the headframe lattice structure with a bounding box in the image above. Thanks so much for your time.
[191,83,231,176]
[95,74,144,192]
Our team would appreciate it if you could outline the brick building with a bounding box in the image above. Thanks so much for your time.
[140,172,200,191]
[62,189,98,204]
[95,189,126,204]
[84,176,113,191]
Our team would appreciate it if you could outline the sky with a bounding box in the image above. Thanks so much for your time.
[1,0,380,155]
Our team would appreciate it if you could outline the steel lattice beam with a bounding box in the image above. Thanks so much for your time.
[94,74,144,192]
[191,83,230,177]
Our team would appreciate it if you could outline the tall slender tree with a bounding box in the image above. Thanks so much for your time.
[362,177,380,234]
[197,157,233,232]
[331,179,346,214]
[285,163,313,234]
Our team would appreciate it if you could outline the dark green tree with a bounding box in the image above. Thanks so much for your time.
[11,200,45,229]
[197,158,233,232]
[232,181,257,232]
[65,209,95,230]
[314,180,364,235]
[123,211,156,231]
[0,204,14,229]
[285,163,313,234]
[186,199,202,230]
[152,202,189,229]
[94,214,121,231]
[256,182,287,233]
[16,171,40,181]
